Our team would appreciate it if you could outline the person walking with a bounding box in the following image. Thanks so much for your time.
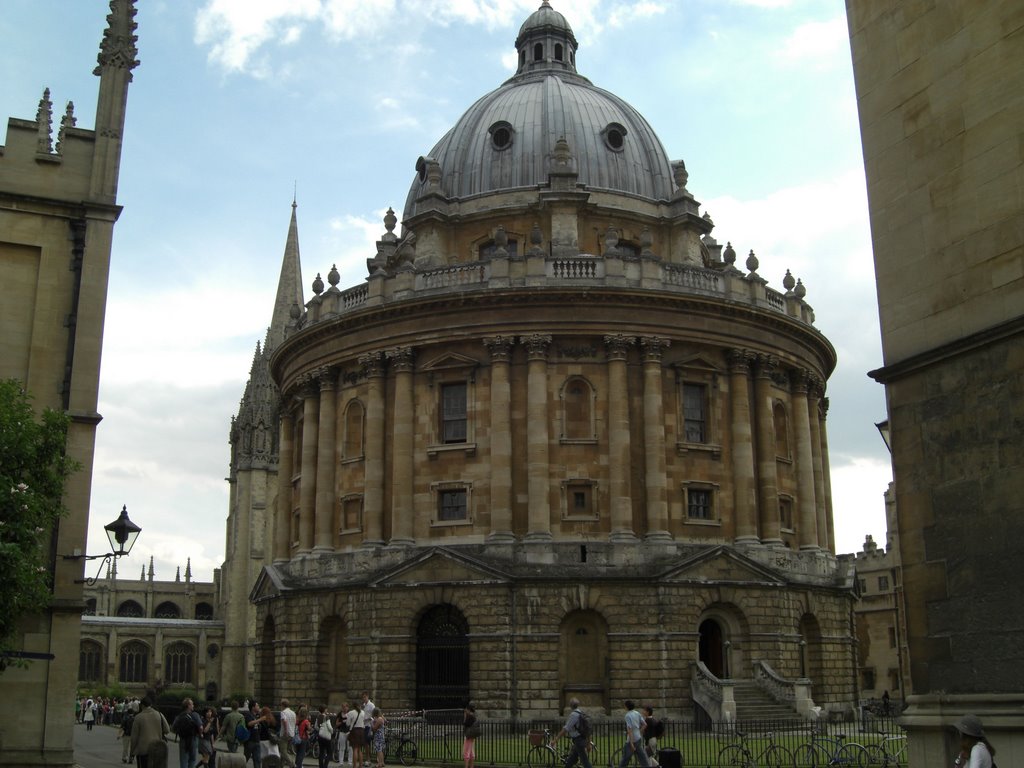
[360,693,375,767]
[314,705,334,768]
[551,698,592,768]
[253,706,280,763]
[462,705,480,768]
[294,707,311,768]
[199,707,219,768]
[131,696,171,768]
[954,714,996,768]
[84,698,97,731]
[220,701,246,754]
[370,709,386,768]
[279,700,297,768]
[347,702,366,768]
[641,706,661,767]
[243,702,263,768]
[172,698,204,768]
[617,701,650,768]
[119,706,137,764]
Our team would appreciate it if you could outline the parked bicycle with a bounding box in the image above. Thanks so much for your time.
[716,730,792,768]
[792,727,868,768]
[864,732,907,768]
[528,727,598,768]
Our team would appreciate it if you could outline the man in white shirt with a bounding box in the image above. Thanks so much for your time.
[279,699,297,768]
[360,692,375,767]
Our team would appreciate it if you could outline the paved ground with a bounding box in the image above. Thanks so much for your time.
[73,723,234,768]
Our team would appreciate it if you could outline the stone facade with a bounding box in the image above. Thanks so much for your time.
[847,0,1024,764]
[79,560,225,699]
[0,2,137,766]
[223,2,859,721]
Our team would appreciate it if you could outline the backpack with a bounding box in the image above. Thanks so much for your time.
[122,713,135,736]
[576,710,592,739]
[650,718,664,738]
[174,712,198,743]
[235,722,251,743]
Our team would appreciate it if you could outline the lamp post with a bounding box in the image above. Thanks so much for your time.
[799,638,808,679]
[63,505,142,585]
[723,639,732,679]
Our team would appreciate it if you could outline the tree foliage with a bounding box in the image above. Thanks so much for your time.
[0,379,78,655]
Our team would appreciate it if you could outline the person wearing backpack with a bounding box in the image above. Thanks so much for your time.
[173,697,204,768]
[617,700,651,768]
[220,701,247,754]
[641,706,662,767]
[551,698,593,768]
[118,709,136,764]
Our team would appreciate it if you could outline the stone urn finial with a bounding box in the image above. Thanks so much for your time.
[312,273,324,295]
[746,249,759,274]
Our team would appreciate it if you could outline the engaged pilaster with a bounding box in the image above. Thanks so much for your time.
[754,354,782,545]
[484,336,516,543]
[313,367,338,553]
[274,402,295,564]
[641,336,671,541]
[522,334,553,540]
[297,376,320,555]
[360,352,387,547]
[808,379,828,552]
[389,347,416,546]
[791,369,819,551]
[606,334,636,541]
[727,349,759,545]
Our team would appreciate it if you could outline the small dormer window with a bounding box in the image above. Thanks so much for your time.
[602,122,627,152]
[520,50,526,68]
[489,121,514,151]
[555,43,563,61]
[534,42,543,61]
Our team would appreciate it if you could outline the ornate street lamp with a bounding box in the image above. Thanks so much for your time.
[63,505,142,585]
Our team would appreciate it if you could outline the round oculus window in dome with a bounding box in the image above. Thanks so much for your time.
[489,121,514,151]
[602,122,627,152]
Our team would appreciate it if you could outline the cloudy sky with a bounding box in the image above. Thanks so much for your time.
[3,0,892,582]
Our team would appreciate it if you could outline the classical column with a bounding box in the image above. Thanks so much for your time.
[360,352,387,546]
[274,403,294,564]
[523,334,552,540]
[727,349,759,545]
[641,336,671,541]
[820,397,836,552]
[754,354,781,545]
[313,368,337,554]
[484,336,516,543]
[791,368,819,551]
[808,378,829,552]
[297,378,319,555]
[606,334,636,541]
[389,346,415,546]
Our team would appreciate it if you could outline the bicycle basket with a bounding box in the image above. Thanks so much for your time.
[528,730,546,747]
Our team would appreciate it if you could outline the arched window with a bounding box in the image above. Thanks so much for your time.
[195,602,214,620]
[534,42,543,61]
[343,400,365,459]
[562,377,594,440]
[116,600,143,618]
[416,604,469,710]
[119,641,148,683]
[554,43,563,61]
[164,642,194,685]
[154,601,181,619]
[79,640,103,683]
[773,402,790,458]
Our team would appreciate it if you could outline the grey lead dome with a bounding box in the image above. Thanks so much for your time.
[403,1,676,224]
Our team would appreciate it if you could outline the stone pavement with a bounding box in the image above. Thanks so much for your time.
[73,723,233,768]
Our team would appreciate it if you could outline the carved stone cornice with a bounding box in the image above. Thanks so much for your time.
[604,334,635,361]
[359,351,387,378]
[387,346,415,373]
[483,335,515,363]
[520,334,553,361]
[640,336,670,362]
[726,348,756,375]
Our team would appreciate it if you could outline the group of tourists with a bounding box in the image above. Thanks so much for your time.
[552,699,664,768]
[77,695,143,729]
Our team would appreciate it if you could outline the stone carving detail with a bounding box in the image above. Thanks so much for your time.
[558,345,597,359]
[604,334,635,360]
[521,334,552,360]
[94,0,141,80]
[755,353,779,379]
[231,336,281,468]
[640,336,670,361]
[56,101,76,154]
[36,88,53,154]
[483,336,515,362]
[726,348,756,374]
[359,351,387,378]
[387,346,415,372]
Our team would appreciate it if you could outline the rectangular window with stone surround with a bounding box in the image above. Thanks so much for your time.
[431,481,473,526]
[682,383,707,443]
[340,494,362,533]
[561,479,598,520]
[441,382,468,444]
[682,482,719,523]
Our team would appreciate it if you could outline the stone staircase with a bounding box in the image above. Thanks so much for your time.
[731,680,806,727]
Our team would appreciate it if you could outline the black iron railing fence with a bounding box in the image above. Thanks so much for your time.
[376,712,907,768]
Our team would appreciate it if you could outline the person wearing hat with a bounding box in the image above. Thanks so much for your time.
[954,714,996,768]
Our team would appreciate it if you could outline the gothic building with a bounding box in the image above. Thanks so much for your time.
[223,2,858,719]
[0,1,137,765]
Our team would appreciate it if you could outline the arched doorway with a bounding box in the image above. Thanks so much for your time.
[699,618,726,678]
[799,613,824,701]
[416,604,469,710]
[258,615,276,704]
[560,610,609,712]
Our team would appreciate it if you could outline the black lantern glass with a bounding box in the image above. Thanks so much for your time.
[104,505,141,556]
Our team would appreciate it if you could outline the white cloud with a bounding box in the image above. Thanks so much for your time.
[777,16,850,69]
[830,456,892,555]
[194,0,320,73]
[608,1,667,28]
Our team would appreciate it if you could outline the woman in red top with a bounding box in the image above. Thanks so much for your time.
[295,707,312,768]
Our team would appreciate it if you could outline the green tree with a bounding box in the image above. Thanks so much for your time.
[0,379,78,657]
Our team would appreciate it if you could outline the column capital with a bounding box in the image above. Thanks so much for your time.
[640,336,670,362]
[604,334,635,360]
[808,376,825,401]
[755,353,780,378]
[726,348,756,374]
[387,346,415,373]
[314,365,336,391]
[520,333,552,360]
[820,396,830,418]
[790,368,812,395]
[483,335,515,362]
[358,351,387,378]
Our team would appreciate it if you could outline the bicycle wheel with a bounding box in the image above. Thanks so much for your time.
[863,745,886,767]
[608,745,625,768]
[760,745,792,768]
[310,739,320,759]
[792,744,824,767]
[398,738,418,766]
[836,744,868,768]
[717,744,752,767]
[528,745,557,768]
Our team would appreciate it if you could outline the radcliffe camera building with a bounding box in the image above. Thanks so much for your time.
[222,2,858,719]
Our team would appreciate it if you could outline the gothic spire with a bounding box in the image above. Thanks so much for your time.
[268,199,305,351]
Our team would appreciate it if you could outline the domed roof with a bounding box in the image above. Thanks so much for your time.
[403,3,675,223]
